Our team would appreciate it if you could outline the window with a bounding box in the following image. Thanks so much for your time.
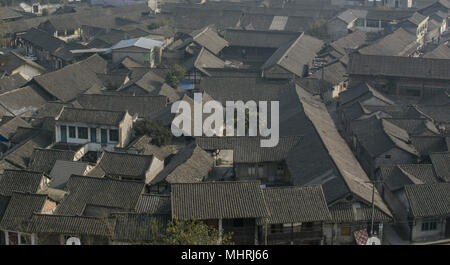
[109,129,119,142]
[77,127,88,139]
[69,126,76,138]
[248,166,256,177]
[276,165,284,176]
[385,155,391,159]
[421,220,438,231]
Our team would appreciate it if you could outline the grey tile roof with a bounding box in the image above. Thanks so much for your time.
[55,107,127,126]
[415,105,450,124]
[0,169,45,196]
[362,105,422,119]
[398,164,440,184]
[49,160,90,189]
[330,30,369,55]
[33,60,103,102]
[350,116,418,158]
[223,29,300,48]
[97,151,155,180]
[21,27,65,53]
[0,74,28,93]
[0,194,11,223]
[0,116,31,141]
[189,26,229,55]
[424,42,450,59]
[196,136,302,163]
[0,52,45,75]
[0,130,52,170]
[309,60,347,85]
[126,135,181,160]
[150,144,213,185]
[359,28,419,56]
[76,94,167,119]
[430,152,450,182]
[171,181,268,220]
[183,47,225,76]
[348,53,450,81]
[198,75,290,105]
[28,148,76,175]
[261,33,324,77]
[26,214,115,237]
[135,194,171,215]
[262,185,331,224]
[56,175,144,215]
[380,165,425,192]
[0,192,47,231]
[405,183,450,218]
[0,85,48,116]
[329,202,393,223]
[291,85,392,216]
[338,82,395,107]
[411,136,448,156]
[384,118,439,136]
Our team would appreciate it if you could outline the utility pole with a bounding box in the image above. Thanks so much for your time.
[371,179,376,236]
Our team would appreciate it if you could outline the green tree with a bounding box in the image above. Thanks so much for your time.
[159,218,233,245]
[165,64,185,88]
[133,119,172,146]
[42,8,49,16]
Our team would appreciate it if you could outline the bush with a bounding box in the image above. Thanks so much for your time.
[133,119,172,146]
[165,64,185,88]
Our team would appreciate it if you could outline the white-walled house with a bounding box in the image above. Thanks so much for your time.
[54,107,135,151]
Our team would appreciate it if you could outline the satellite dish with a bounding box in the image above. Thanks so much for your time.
[66,237,81,245]
[366,236,381,245]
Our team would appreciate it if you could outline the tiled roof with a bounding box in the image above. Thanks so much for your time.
[150,144,213,185]
[135,194,171,215]
[262,185,331,224]
[49,160,90,189]
[97,151,155,180]
[348,53,450,81]
[28,148,76,175]
[0,116,31,141]
[196,136,302,163]
[0,85,47,116]
[430,152,450,182]
[329,202,393,223]
[33,61,103,102]
[261,33,324,77]
[21,27,64,53]
[26,214,115,237]
[0,192,47,231]
[415,105,450,124]
[405,183,450,218]
[189,26,229,55]
[55,107,127,126]
[359,28,419,56]
[0,169,45,196]
[289,86,392,216]
[56,175,144,215]
[76,94,167,119]
[171,181,268,220]
[223,29,300,48]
